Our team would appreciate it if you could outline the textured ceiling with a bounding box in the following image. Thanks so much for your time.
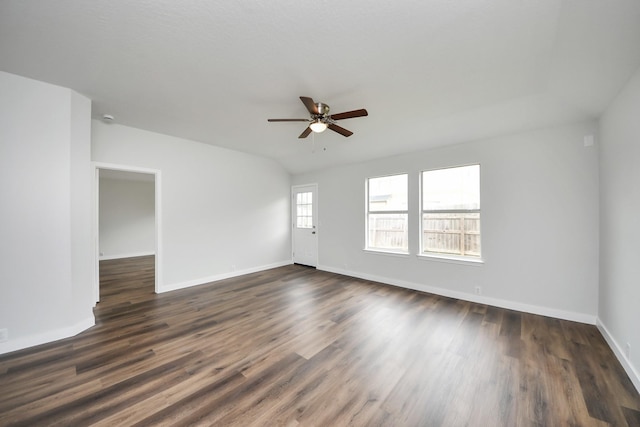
[1,0,640,174]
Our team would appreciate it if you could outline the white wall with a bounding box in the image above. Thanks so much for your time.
[598,66,640,391]
[92,121,291,292]
[294,121,599,322]
[69,90,95,327]
[0,71,94,354]
[99,177,155,259]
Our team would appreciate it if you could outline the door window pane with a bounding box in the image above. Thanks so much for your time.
[296,191,313,229]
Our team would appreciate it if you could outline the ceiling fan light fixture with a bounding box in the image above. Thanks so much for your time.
[268,96,366,138]
[309,120,328,133]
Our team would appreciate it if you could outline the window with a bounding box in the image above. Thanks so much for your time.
[296,191,313,229]
[366,174,408,253]
[421,165,481,259]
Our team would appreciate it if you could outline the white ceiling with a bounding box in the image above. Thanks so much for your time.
[1,1,639,174]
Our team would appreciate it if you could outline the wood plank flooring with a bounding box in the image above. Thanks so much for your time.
[1,255,639,426]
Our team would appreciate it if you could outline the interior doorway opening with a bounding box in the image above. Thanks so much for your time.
[93,163,162,303]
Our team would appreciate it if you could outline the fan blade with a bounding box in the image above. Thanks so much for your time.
[328,123,353,137]
[298,127,312,139]
[300,96,319,114]
[268,118,309,122]
[330,109,368,121]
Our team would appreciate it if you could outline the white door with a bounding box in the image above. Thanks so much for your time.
[292,184,318,267]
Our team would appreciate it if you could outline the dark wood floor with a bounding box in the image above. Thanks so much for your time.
[1,256,638,426]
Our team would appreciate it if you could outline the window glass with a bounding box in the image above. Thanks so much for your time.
[368,174,408,212]
[422,165,479,210]
[421,165,481,259]
[366,174,408,253]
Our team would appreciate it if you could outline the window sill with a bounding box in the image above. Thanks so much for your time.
[363,248,410,258]
[417,253,484,266]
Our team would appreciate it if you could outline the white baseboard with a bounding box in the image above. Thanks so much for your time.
[0,315,95,356]
[317,264,597,325]
[596,319,640,394]
[159,260,293,293]
[99,251,155,261]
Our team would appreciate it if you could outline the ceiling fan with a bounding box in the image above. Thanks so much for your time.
[268,96,368,138]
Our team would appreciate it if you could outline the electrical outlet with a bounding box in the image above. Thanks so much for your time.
[626,342,631,359]
[0,328,8,343]
[475,286,482,295]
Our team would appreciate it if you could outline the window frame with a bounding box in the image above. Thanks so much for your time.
[419,164,482,262]
[365,173,410,255]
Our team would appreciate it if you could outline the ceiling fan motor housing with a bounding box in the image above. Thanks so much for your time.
[315,103,330,119]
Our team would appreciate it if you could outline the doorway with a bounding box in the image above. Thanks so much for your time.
[292,184,318,267]
[93,163,162,303]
